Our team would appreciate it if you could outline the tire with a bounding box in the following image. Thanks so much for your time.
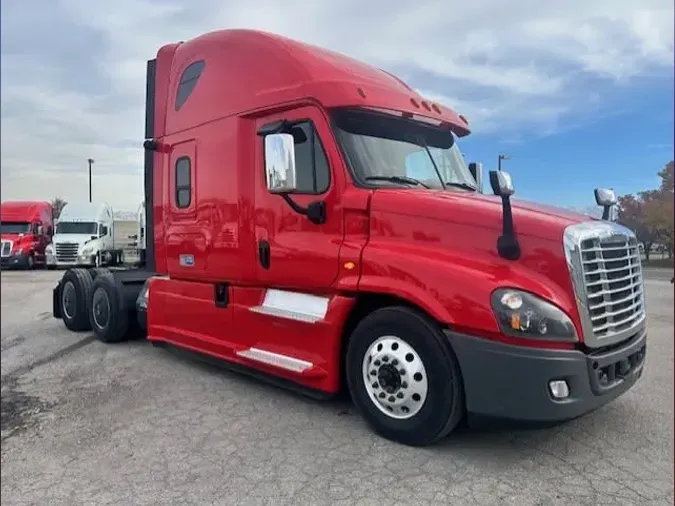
[345,306,466,447]
[89,274,129,343]
[60,268,94,331]
[89,267,111,280]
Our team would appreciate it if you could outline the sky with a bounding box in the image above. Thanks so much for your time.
[1,0,673,214]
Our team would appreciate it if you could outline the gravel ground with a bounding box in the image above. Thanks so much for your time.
[1,269,673,506]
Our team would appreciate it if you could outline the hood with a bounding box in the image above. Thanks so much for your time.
[0,233,33,243]
[52,233,97,245]
[369,189,595,242]
[363,189,599,339]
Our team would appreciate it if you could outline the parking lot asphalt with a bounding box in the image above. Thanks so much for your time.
[1,270,673,506]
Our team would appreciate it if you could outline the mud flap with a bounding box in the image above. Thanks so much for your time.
[52,281,62,319]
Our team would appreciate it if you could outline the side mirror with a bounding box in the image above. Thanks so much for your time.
[99,226,108,237]
[468,162,483,193]
[489,170,515,197]
[488,170,520,260]
[594,188,617,220]
[36,225,44,236]
[264,133,297,194]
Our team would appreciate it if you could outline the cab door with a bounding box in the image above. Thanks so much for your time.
[252,105,345,291]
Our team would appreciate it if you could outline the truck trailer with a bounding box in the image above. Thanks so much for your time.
[46,202,125,269]
[51,29,647,446]
[1,200,53,269]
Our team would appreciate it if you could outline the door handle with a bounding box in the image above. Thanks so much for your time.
[258,239,270,270]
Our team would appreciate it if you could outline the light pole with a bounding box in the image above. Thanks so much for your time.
[88,158,94,202]
[498,153,511,171]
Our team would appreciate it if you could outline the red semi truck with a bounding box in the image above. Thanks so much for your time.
[52,29,647,446]
[1,200,53,269]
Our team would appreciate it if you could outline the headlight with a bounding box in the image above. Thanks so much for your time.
[81,246,94,256]
[491,288,578,342]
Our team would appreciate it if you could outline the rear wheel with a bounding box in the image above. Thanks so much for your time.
[89,274,129,343]
[345,306,466,447]
[60,268,94,331]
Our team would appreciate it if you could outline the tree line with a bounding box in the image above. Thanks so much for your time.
[617,160,674,261]
[50,198,67,220]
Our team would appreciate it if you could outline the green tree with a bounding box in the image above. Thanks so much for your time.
[51,198,67,219]
[617,194,658,260]
[617,160,674,261]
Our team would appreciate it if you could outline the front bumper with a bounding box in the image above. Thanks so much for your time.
[48,255,95,268]
[445,326,646,423]
[1,253,30,269]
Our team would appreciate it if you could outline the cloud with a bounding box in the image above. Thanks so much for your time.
[1,0,673,210]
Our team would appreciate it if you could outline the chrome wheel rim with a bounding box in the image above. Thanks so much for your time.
[91,287,110,330]
[62,281,76,320]
[362,335,429,420]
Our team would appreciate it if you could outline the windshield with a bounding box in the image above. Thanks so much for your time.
[56,222,97,235]
[331,108,477,190]
[0,222,31,234]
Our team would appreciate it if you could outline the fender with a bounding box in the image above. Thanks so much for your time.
[358,240,580,341]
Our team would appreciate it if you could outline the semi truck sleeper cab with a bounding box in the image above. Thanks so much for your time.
[1,200,53,269]
[51,28,647,447]
[46,202,125,269]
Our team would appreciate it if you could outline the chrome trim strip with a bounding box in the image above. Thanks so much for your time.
[249,289,329,324]
[236,347,313,373]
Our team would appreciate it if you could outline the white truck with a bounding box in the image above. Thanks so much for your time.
[126,201,147,266]
[46,202,124,269]
[136,201,146,264]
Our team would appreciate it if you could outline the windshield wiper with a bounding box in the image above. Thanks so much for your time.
[445,181,477,192]
[365,176,430,189]
[415,136,447,190]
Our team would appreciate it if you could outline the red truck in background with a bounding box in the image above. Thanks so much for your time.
[1,200,53,269]
[51,29,647,446]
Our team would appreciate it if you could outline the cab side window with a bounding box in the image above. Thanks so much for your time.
[175,60,205,111]
[289,122,330,194]
[175,157,192,208]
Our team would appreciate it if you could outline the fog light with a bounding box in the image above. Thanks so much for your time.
[549,380,570,399]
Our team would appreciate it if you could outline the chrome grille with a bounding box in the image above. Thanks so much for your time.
[1,240,12,257]
[55,242,79,262]
[564,222,646,348]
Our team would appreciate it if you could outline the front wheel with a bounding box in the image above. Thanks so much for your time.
[345,306,466,447]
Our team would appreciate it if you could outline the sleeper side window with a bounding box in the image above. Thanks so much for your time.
[175,60,205,111]
[288,121,330,194]
[175,157,192,208]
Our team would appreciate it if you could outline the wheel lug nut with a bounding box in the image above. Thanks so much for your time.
[399,369,406,375]
[401,381,408,388]
[378,392,385,399]
[392,359,398,366]
[372,382,379,389]
[388,396,395,402]
[397,392,404,398]
[370,370,376,376]
[374,360,381,366]
[382,356,389,362]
